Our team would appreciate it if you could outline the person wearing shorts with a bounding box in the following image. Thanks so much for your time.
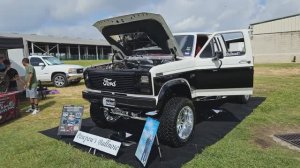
[22,58,39,115]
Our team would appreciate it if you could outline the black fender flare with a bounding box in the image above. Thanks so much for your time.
[156,78,192,110]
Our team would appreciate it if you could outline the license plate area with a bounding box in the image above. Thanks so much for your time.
[102,97,116,107]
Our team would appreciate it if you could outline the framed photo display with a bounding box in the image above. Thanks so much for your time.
[58,105,84,136]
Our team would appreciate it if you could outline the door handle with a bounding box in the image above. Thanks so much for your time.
[239,60,251,64]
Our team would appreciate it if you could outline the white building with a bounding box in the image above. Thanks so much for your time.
[250,14,300,63]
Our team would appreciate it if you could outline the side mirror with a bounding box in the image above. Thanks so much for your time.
[212,51,224,61]
[38,62,45,66]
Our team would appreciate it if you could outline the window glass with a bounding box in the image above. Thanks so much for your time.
[221,32,245,56]
[43,57,63,65]
[30,57,44,66]
[200,42,213,58]
[174,35,194,56]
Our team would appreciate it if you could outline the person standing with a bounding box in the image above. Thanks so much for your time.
[3,59,22,91]
[22,58,39,114]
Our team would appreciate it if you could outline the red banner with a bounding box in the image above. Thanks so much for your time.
[0,92,19,124]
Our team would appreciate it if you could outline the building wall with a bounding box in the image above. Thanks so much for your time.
[252,31,300,63]
[251,15,300,63]
[252,15,300,34]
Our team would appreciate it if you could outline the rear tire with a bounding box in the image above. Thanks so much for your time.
[90,103,120,128]
[52,73,68,87]
[158,97,195,147]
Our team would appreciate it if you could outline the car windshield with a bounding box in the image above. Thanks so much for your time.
[42,57,63,65]
[174,35,194,56]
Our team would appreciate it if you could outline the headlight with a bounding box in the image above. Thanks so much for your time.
[68,68,77,74]
[140,75,149,84]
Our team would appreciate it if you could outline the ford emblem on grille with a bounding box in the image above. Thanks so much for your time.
[103,78,116,87]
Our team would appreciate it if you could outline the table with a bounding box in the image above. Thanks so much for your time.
[0,91,21,124]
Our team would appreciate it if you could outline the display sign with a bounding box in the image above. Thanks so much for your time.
[135,117,160,167]
[74,131,121,156]
[57,105,84,136]
[0,92,19,124]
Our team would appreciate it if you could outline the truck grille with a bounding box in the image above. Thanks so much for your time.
[88,71,140,94]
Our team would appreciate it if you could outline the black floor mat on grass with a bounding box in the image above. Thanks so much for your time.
[40,97,265,168]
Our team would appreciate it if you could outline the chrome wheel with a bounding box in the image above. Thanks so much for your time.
[176,106,194,140]
[54,75,65,87]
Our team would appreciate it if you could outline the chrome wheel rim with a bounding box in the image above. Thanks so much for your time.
[54,76,65,87]
[103,108,120,123]
[176,106,194,140]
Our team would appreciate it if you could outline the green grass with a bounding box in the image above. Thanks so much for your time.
[255,63,300,69]
[64,60,110,67]
[1,63,300,168]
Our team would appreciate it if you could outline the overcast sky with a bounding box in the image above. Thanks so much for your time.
[0,0,299,39]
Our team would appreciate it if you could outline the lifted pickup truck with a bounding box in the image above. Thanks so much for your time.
[83,13,253,147]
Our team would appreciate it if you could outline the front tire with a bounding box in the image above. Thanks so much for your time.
[52,73,68,87]
[158,97,195,147]
[90,103,120,128]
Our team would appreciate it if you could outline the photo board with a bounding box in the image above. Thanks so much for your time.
[57,105,84,136]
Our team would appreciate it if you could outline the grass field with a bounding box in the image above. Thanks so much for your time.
[0,62,299,168]
[64,60,110,67]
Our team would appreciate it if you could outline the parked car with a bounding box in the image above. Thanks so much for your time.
[29,55,84,87]
[82,13,254,147]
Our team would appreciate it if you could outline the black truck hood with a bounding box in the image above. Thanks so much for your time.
[93,12,183,58]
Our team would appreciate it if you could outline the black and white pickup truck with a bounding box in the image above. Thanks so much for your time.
[83,13,253,147]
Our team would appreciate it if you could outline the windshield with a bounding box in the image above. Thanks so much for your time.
[42,57,63,65]
[174,35,194,56]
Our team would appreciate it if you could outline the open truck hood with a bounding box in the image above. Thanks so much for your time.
[93,12,183,58]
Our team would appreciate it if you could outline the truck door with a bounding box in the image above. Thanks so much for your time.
[193,30,253,97]
[216,31,253,94]
[29,57,49,81]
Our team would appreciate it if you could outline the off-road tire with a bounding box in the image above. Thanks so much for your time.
[90,103,119,128]
[158,97,195,147]
[52,73,68,87]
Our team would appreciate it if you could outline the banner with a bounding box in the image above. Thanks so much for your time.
[73,131,121,156]
[135,117,160,167]
[0,92,19,124]
[57,105,84,136]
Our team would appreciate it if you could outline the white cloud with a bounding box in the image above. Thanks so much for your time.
[0,0,299,39]
[252,0,300,22]
[153,0,259,32]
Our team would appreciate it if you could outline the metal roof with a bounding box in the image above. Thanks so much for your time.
[0,33,110,46]
[250,13,300,26]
